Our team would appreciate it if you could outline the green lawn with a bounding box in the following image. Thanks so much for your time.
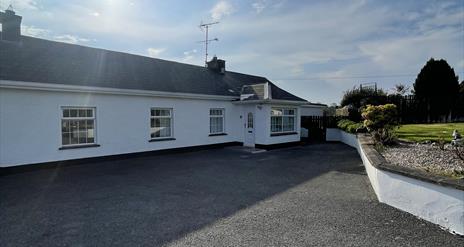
[396,123,464,142]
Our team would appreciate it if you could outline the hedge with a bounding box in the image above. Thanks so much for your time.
[337,119,364,134]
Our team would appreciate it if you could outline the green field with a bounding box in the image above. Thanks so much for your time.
[396,123,464,142]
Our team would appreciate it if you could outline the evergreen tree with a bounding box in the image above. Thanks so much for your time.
[413,58,459,121]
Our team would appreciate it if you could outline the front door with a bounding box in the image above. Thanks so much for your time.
[244,112,255,147]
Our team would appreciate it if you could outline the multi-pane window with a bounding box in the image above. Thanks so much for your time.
[210,108,225,134]
[271,108,296,133]
[61,107,96,146]
[150,108,173,139]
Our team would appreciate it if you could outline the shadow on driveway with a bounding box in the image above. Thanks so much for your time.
[0,143,462,246]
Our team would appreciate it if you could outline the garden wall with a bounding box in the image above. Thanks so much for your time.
[326,128,464,235]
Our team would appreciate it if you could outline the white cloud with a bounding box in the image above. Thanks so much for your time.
[9,0,38,10]
[39,3,198,44]
[181,49,198,62]
[147,48,165,58]
[22,25,91,44]
[183,49,197,56]
[54,34,90,44]
[252,0,267,14]
[21,25,50,38]
[210,1,234,21]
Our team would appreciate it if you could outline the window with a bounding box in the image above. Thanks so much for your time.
[210,108,225,134]
[247,112,253,128]
[150,108,173,139]
[271,108,296,134]
[61,107,96,146]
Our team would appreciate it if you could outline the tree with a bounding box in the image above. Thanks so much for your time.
[391,83,410,96]
[323,103,337,116]
[340,87,387,121]
[340,87,387,108]
[457,80,464,121]
[413,58,460,122]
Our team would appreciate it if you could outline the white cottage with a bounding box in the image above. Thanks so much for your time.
[0,10,308,168]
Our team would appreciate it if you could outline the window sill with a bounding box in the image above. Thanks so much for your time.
[149,137,176,142]
[270,132,298,137]
[209,133,228,137]
[59,144,100,150]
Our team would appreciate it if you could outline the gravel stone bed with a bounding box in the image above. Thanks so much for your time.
[382,143,464,177]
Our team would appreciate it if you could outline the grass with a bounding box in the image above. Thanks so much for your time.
[395,123,464,142]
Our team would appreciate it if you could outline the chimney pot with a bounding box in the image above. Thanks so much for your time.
[207,56,226,74]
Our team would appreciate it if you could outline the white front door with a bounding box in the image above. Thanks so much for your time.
[244,112,255,147]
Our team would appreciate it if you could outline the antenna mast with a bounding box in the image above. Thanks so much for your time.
[199,21,219,67]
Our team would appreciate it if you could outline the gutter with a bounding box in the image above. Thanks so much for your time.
[232,99,307,105]
[0,80,239,101]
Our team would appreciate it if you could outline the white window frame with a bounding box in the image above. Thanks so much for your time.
[61,107,97,147]
[209,108,225,134]
[270,107,297,134]
[150,108,174,139]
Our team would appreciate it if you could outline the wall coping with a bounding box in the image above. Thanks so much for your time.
[357,134,464,191]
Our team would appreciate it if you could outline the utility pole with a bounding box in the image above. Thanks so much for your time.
[198,21,219,67]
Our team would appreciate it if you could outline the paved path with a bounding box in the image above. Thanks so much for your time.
[1,143,462,246]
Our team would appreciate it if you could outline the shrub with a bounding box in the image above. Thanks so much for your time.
[341,87,387,108]
[361,104,399,144]
[337,119,364,134]
[340,87,388,121]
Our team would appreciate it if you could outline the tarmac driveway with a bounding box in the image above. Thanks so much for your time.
[0,143,462,246]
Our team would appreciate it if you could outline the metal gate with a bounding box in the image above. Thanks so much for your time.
[301,116,338,142]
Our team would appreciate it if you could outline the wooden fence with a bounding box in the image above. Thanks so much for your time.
[360,95,464,123]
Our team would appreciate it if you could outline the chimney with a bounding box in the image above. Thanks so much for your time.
[0,6,22,42]
[207,56,226,74]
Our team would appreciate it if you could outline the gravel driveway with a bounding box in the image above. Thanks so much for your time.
[0,143,462,246]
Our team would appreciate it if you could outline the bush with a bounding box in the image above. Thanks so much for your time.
[341,87,387,108]
[337,119,364,134]
[361,104,399,144]
[340,87,388,121]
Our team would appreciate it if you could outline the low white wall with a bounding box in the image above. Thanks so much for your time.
[326,128,358,148]
[327,128,464,235]
[300,106,324,116]
[326,128,341,141]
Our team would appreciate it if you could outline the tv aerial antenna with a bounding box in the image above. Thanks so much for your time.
[198,21,219,67]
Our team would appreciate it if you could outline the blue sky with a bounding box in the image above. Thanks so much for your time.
[3,0,464,104]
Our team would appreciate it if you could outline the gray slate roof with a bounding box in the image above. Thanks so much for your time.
[0,34,306,102]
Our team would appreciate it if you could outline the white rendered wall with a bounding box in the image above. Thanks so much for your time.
[0,88,243,167]
[326,128,358,147]
[326,128,341,142]
[254,104,301,145]
[300,106,324,116]
[327,128,464,235]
